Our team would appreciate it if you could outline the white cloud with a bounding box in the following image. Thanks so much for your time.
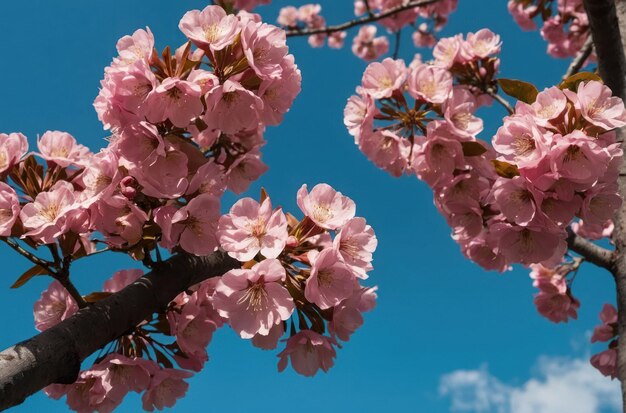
[439,357,621,413]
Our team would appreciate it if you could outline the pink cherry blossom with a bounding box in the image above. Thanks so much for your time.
[115,27,154,67]
[407,64,453,104]
[591,348,618,379]
[574,80,626,130]
[204,80,263,134]
[90,195,148,247]
[591,304,618,343]
[252,322,285,350]
[242,22,288,80]
[0,132,28,173]
[37,131,91,168]
[20,181,80,244]
[463,28,501,59]
[277,6,298,26]
[277,330,337,376]
[141,368,193,411]
[305,248,356,309]
[34,281,79,331]
[297,183,356,230]
[333,217,377,278]
[0,182,19,236]
[361,58,407,99]
[144,77,203,128]
[170,194,221,256]
[178,5,239,51]
[213,259,294,338]
[218,197,288,261]
[226,152,269,194]
[329,287,377,341]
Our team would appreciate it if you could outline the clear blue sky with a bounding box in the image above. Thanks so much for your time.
[0,1,619,412]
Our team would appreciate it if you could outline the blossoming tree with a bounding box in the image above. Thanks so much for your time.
[1,0,626,412]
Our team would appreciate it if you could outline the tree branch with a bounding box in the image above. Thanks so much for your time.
[0,250,239,411]
[566,228,613,270]
[562,36,594,81]
[582,0,626,410]
[285,0,440,37]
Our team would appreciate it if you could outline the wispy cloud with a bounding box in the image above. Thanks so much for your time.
[439,357,620,413]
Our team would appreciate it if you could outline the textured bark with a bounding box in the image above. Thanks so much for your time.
[583,0,626,410]
[0,250,239,411]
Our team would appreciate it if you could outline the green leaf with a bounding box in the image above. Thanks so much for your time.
[461,141,488,157]
[11,265,48,289]
[491,160,520,179]
[498,78,538,104]
[559,72,603,92]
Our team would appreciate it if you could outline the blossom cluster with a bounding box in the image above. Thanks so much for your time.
[345,28,626,272]
[277,1,458,61]
[590,304,619,379]
[37,184,378,411]
[529,262,580,323]
[508,0,592,59]
[0,5,301,265]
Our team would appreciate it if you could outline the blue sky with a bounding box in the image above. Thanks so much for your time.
[0,1,620,412]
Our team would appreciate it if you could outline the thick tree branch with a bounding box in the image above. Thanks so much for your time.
[566,228,613,270]
[285,0,439,37]
[583,0,626,410]
[0,250,239,411]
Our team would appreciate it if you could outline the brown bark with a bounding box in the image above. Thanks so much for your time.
[0,250,239,411]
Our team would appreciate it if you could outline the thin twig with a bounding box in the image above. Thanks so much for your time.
[566,227,614,270]
[55,272,87,309]
[364,0,375,17]
[285,0,440,37]
[562,36,594,81]
[486,89,514,115]
[393,30,402,59]
[2,238,54,271]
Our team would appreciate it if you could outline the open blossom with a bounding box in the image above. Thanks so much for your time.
[407,64,453,104]
[277,330,337,376]
[463,28,501,59]
[204,80,264,134]
[297,183,356,230]
[0,132,28,173]
[569,80,626,130]
[305,248,356,309]
[178,5,239,51]
[329,287,377,341]
[169,194,221,256]
[142,368,193,412]
[252,322,285,350]
[218,197,288,261]
[591,304,618,343]
[333,217,377,277]
[0,182,19,236]
[213,259,294,338]
[91,195,148,247]
[37,131,91,168]
[20,181,80,244]
[34,281,78,331]
[361,58,407,99]
[144,78,203,128]
[242,22,288,80]
[114,27,154,67]
[591,348,618,379]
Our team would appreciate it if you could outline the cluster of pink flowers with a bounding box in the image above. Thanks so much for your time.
[344,29,500,177]
[39,183,378,411]
[277,1,457,61]
[346,29,626,271]
[528,263,580,323]
[508,0,592,59]
[215,184,378,376]
[0,5,301,264]
[590,304,619,379]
